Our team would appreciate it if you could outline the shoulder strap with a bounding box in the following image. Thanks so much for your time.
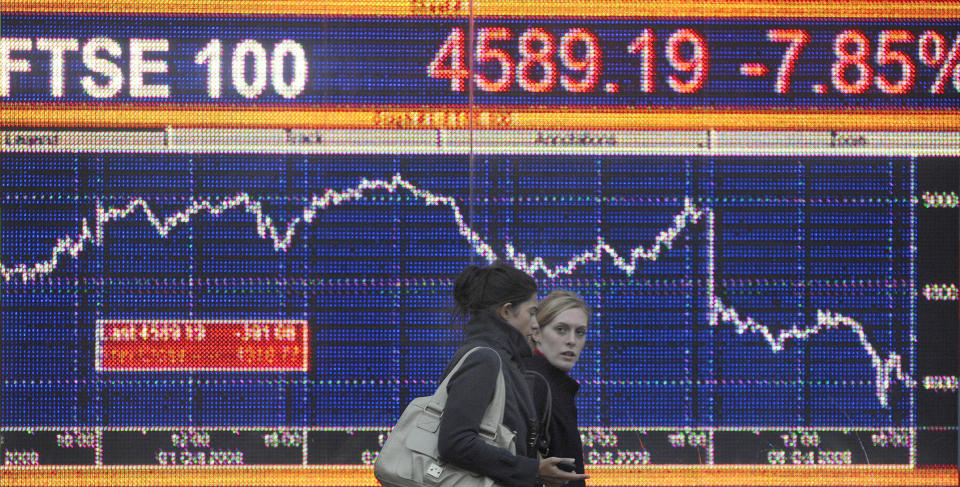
[525,370,552,456]
[428,346,506,437]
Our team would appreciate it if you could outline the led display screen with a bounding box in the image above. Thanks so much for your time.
[1,2,957,486]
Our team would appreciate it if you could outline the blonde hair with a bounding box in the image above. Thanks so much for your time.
[536,290,591,328]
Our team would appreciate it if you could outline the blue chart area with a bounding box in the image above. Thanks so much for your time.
[0,151,917,428]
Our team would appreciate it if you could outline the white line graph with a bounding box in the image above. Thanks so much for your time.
[0,173,917,407]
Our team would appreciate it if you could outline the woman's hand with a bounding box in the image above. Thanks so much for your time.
[538,457,589,487]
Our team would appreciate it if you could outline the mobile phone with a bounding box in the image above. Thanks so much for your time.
[556,461,576,472]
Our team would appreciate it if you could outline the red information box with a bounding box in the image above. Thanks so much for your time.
[96,319,309,371]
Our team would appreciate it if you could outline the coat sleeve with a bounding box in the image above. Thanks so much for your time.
[437,347,540,486]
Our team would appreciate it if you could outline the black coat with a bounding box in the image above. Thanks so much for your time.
[437,312,541,486]
[523,353,586,487]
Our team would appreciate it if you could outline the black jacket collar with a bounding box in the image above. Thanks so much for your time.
[528,353,580,396]
[463,311,533,364]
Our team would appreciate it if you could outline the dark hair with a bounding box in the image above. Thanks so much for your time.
[453,262,537,319]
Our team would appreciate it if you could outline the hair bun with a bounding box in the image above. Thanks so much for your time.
[453,264,484,310]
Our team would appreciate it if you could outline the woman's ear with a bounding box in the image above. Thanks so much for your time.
[497,302,514,321]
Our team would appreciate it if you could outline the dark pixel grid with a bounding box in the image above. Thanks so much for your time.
[0,151,922,430]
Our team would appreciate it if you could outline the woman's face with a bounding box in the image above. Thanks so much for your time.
[500,295,539,339]
[533,307,588,372]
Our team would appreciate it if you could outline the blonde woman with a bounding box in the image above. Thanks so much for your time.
[525,290,590,487]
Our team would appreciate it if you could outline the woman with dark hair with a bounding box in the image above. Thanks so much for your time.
[525,290,592,487]
[438,262,587,487]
